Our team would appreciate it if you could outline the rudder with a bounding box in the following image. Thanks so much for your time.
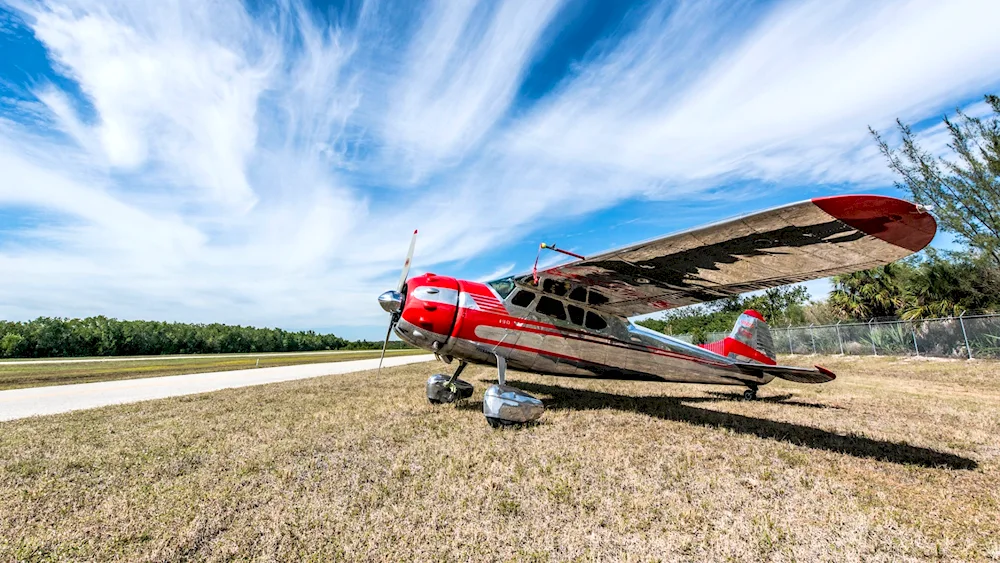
[700,309,777,365]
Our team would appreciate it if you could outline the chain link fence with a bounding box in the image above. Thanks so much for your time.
[711,314,1000,359]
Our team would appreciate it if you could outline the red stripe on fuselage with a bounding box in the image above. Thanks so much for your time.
[452,280,732,370]
[454,305,731,369]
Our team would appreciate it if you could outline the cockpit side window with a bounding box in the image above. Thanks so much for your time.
[487,277,516,299]
[536,296,567,320]
[510,289,536,308]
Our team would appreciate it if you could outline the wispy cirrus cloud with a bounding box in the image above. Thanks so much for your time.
[509,0,1000,185]
[1,0,998,337]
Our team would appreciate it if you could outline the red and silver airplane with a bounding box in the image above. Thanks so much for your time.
[377,195,936,427]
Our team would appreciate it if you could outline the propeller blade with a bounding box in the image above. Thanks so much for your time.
[376,318,394,376]
[396,229,417,292]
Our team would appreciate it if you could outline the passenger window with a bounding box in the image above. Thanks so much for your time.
[536,296,567,320]
[510,290,536,308]
[585,311,607,330]
[567,305,585,325]
[542,278,568,296]
[568,286,587,302]
[587,290,609,305]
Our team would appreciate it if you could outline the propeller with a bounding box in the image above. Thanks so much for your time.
[377,229,417,375]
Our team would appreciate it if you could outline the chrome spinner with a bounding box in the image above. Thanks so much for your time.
[378,290,402,313]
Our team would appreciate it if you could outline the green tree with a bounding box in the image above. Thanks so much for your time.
[636,285,810,342]
[900,250,1000,319]
[872,94,1000,263]
[0,316,402,358]
[731,286,809,326]
[828,263,911,320]
[0,333,26,357]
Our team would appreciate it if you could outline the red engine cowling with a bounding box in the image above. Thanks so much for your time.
[396,273,460,352]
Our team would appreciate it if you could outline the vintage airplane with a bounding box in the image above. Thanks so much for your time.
[376,194,936,427]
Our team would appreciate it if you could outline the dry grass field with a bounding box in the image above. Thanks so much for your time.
[0,349,424,391]
[1,354,998,561]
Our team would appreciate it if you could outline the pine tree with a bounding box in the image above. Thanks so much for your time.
[871,94,1000,263]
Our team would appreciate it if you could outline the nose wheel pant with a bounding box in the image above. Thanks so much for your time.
[426,361,473,404]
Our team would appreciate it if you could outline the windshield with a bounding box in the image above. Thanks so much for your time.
[487,276,516,299]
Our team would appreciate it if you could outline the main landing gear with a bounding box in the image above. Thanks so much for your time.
[426,355,545,427]
[483,354,544,428]
[743,384,758,401]
[426,361,474,404]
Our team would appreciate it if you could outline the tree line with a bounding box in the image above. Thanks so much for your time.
[637,250,1000,343]
[639,94,1000,341]
[0,316,409,358]
[636,286,813,343]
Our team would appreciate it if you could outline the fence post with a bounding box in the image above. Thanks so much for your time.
[836,321,844,355]
[787,324,793,354]
[809,324,817,354]
[911,321,919,356]
[959,312,973,360]
[869,319,877,356]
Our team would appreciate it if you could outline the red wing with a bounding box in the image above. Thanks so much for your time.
[528,195,935,317]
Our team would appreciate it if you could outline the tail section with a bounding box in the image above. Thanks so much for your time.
[700,310,777,365]
[701,310,836,383]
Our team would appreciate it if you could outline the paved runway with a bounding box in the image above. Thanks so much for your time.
[0,354,435,422]
[0,348,418,365]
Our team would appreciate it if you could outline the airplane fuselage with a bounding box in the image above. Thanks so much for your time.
[394,273,773,388]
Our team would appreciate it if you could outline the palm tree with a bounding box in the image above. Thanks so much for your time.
[901,250,1000,319]
[829,263,910,320]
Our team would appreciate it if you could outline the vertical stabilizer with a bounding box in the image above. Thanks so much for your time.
[700,310,777,365]
[729,310,776,364]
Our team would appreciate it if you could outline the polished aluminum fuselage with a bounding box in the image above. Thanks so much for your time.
[394,279,771,387]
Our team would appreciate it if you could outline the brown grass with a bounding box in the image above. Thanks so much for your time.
[0,349,424,391]
[1,354,998,561]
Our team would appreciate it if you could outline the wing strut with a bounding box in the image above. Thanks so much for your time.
[532,243,585,285]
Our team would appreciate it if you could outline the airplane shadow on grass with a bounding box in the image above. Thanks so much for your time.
[701,391,839,409]
[462,379,977,471]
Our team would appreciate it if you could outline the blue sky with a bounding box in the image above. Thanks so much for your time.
[1,0,999,340]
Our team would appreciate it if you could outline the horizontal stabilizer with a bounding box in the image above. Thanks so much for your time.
[736,363,836,384]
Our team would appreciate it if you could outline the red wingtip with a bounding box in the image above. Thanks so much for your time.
[413,229,418,234]
[815,365,836,379]
[743,309,765,322]
[811,194,936,252]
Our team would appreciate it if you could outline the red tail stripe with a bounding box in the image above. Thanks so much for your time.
[699,337,776,366]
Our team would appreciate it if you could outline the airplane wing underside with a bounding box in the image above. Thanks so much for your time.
[530,195,936,317]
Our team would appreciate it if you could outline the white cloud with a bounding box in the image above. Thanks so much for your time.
[1,0,999,337]
[508,0,1000,185]
[475,262,516,283]
[382,0,564,180]
[28,0,274,209]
